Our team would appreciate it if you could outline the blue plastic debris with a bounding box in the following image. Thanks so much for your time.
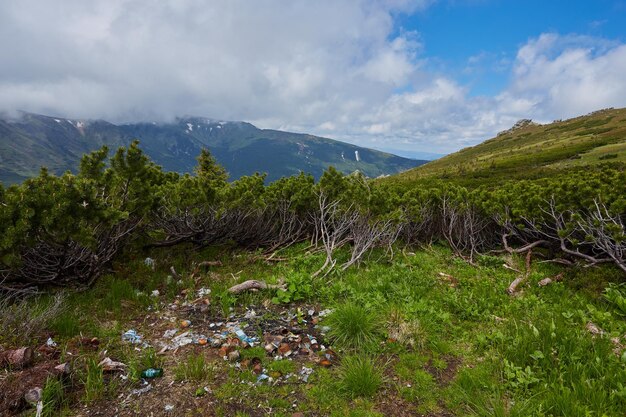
[122,329,142,344]
[234,327,258,346]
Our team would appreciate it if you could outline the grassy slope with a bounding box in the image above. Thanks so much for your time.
[3,244,626,416]
[389,107,626,187]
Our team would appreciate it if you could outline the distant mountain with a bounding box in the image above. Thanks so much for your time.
[0,112,424,184]
[390,107,626,185]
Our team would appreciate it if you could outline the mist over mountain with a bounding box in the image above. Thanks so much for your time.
[0,112,424,184]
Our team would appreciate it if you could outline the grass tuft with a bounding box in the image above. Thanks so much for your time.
[41,376,65,417]
[82,358,105,403]
[327,303,381,351]
[174,353,212,382]
[339,355,383,398]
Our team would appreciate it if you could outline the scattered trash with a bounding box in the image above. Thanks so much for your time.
[197,287,211,297]
[24,387,42,404]
[165,404,174,412]
[180,320,192,328]
[122,329,143,344]
[256,373,270,385]
[98,357,127,372]
[234,327,258,346]
[163,329,177,339]
[141,368,164,378]
[45,337,57,348]
[144,257,156,270]
[0,347,34,369]
[228,350,241,361]
[299,366,314,382]
[171,331,194,348]
[131,383,152,396]
[151,289,160,297]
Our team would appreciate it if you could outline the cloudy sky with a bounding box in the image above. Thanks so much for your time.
[1,0,626,156]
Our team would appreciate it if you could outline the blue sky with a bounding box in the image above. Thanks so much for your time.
[1,0,626,155]
[399,0,626,97]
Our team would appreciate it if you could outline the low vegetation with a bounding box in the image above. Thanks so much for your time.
[0,108,625,415]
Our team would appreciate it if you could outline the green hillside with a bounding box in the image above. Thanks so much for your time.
[391,107,626,187]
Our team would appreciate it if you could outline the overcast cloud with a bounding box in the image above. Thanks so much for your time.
[1,0,626,154]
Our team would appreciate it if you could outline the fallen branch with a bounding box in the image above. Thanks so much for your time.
[538,272,564,287]
[196,261,223,268]
[506,250,532,295]
[170,266,181,280]
[586,321,604,336]
[438,272,458,288]
[227,280,286,294]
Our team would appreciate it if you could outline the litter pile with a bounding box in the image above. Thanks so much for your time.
[155,306,336,367]
[0,341,70,415]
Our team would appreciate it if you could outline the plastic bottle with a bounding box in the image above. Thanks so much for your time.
[141,368,164,378]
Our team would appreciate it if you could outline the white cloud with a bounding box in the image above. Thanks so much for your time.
[0,2,626,155]
[343,33,626,154]
[503,33,626,121]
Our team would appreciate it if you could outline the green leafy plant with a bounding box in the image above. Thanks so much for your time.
[502,359,540,392]
[604,283,626,315]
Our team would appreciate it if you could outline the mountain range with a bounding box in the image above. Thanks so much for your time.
[0,112,425,184]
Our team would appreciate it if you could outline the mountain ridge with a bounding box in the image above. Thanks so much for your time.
[0,112,425,184]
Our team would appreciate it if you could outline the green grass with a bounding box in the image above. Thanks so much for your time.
[339,356,384,398]
[41,377,66,417]
[386,107,626,188]
[174,353,212,382]
[326,303,382,352]
[2,243,625,415]
[82,358,105,403]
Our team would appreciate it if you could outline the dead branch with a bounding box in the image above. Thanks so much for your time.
[538,272,564,287]
[312,193,358,277]
[170,266,181,280]
[507,250,532,295]
[586,321,604,336]
[227,280,287,294]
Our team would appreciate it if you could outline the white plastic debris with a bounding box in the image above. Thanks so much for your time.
[131,384,152,395]
[197,287,211,297]
[299,366,314,382]
[171,331,193,347]
[46,337,57,348]
[98,357,127,372]
[163,329,177,339]
[151,290,160,297]
[144,257,156,270]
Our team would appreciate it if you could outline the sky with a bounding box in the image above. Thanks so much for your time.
[1,0,626,156]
